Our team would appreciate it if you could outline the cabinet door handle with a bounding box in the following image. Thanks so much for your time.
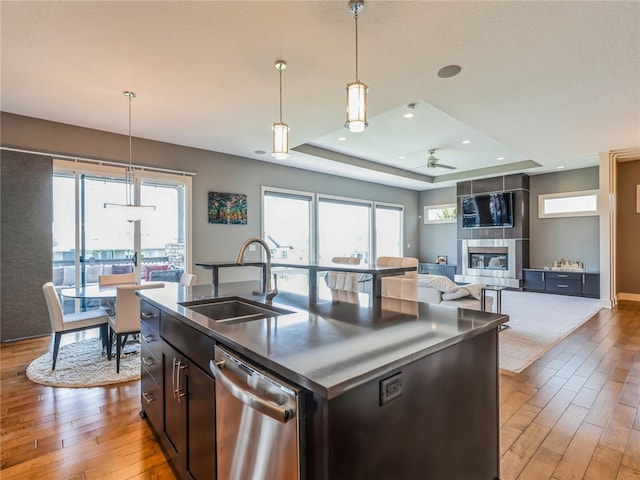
[142,357,155,367]
[557,274,568,278]
[141,311,154,319]
[582,274,585,285]
[542,272,545,282]
[143,335,155,343]
[172,358,178,399]
[558,284,569,288]
[142,392,154,404]
[175,360,187,404]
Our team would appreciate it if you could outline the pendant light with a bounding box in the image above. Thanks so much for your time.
[345,0,368,133]
[272,60,289,160]
[103,91,156,222]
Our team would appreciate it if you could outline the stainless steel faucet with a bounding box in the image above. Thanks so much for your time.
[235,237,278,304]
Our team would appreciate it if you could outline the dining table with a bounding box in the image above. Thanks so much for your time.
[61,284,122,300]
[60,281,166,300]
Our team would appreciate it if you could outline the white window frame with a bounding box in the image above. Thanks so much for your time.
[423,203,457,224]
[538,189,598,218]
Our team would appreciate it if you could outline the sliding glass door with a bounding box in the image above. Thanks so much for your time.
[53,160,190,311]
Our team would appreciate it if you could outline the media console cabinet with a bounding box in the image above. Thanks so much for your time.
[523,268,599,298]
[419,262,456,281]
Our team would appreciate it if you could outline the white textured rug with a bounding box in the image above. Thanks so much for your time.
[497,290,602,373]
[27,338,140,387]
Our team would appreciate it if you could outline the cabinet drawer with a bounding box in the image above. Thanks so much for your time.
[140,301,161,333]
[419,263,442,275]
[161,312,216,375]
[141,369,162,432]
[141,321,163,360]
[545,272,581,281]
[141,341,162,385]
[546,279,581,296]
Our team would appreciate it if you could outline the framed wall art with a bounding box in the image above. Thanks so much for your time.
[208,192,247,224]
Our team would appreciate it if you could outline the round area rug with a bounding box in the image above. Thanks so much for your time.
[26,338,140,387]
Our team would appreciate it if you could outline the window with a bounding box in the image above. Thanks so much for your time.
[424,203,457,224]
[318,196,372,263]
[262,188,405,268]
[538,190,598,218]
[262,188,312,264]
[375,203,403,257]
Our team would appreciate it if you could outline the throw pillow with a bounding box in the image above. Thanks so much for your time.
[420,274,457,292]
[52,267,64,285]
[442,288,471,301]
[86,265,103,284]
[62,266,75,286]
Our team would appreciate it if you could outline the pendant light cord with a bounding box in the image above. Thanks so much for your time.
[124,91,136,206]
[354,10,359,82]
[279,66,283,123]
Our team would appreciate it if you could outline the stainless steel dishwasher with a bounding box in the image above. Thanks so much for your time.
[210,345,303,480]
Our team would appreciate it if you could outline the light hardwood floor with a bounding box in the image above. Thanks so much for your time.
[1,301,639,479]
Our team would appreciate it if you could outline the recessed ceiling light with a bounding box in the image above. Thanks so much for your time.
[403,103,416,118]
[437,65,462,79]
[497,156,505,160]
[254,150,267,155]
[399,156,406,160]
[461,139,471,144]
[557,165,565,169]
[338,137,347,141]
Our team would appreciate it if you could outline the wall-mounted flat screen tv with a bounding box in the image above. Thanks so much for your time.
[461,192,514,228]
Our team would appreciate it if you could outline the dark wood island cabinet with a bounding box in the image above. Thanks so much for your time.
[138,283,507,480]
[140,300,216,480]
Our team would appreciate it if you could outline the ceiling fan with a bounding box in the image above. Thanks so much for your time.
[426,149,457,170]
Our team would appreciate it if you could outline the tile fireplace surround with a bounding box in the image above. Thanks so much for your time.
[456,239,520,288]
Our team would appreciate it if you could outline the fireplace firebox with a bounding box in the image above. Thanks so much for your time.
[457,239,520,288]
[468,247,508,271]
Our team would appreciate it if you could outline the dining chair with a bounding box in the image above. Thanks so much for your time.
[107,282,164,373]
[180,272,197,286]
[98,273,136,286]
[42,282,110,370]
[98,273,136,314]
[324,257,360,303]
[377,256,419,301]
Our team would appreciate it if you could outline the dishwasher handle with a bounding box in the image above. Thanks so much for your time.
[210,359,295,424]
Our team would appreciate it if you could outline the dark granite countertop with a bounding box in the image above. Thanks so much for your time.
[138,281,508,399]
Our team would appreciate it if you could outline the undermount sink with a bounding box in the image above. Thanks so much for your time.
[181,298,292,325]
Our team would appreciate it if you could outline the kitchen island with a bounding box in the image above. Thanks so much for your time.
[138,281,507,480]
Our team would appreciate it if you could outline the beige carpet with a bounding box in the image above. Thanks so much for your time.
[27,338,140,387]
[497,290,602,373]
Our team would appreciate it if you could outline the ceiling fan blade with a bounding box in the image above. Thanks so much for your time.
[433,163,457,170]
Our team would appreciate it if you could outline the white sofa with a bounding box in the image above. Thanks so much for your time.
[418,274,493,312]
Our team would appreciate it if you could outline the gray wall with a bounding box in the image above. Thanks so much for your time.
[418,187,458,264]
[419,168,601,273]
[616,160,640,294]
[0,151,53,341]
[529,167,599,271]
[1,112,419,309]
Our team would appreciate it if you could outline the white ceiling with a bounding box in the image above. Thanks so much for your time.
[2,1,639,190]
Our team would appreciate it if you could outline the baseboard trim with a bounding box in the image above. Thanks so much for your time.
[617,292,640,302]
